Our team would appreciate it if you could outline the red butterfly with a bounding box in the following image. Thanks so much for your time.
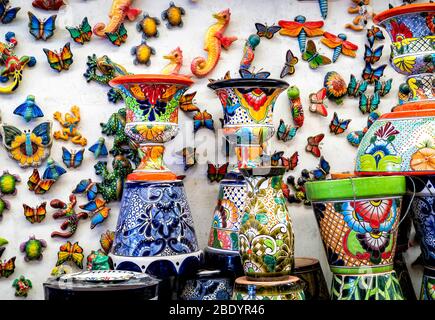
[309,88,328,117]
[306,134,324,158]
[281,152,299,171]
[207,163,229,183]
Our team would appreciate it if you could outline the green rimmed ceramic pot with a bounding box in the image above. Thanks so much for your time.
[306,175,407,300]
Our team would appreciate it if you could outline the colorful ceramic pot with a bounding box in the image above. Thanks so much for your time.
[179,269,233,300]
[292,257,329,300]
[355,106,435,175]
[208,78,288,168]
[232,275,305,300]
[374,3,435,105]
[109,74,193,181]
[306,176,407,300]
[239,167,294,280]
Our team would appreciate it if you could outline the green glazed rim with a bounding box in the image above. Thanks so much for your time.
[305,176,406,202]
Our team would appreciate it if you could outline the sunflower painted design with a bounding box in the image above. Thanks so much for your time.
[132,124,165,142]
[390,19,412,42]
[410,147,435,171]
[214,199,239,229]
[1,122,52,168]
[393,56,416,73]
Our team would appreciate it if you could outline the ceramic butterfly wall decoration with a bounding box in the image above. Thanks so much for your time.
[107,23,128,46]
[239,68,270,79]
[56,241,84,269]
[281,151,299,172]
[28,12,56,40]
[321,32,358,63]
[43,43,73,72]
[43,158,66,181]
[302,40,331,69]
[309,88,328,117]
[179,92,200,113]
[27,169,55,195]
[62,147,84,169]
[66,17,92,45]
[193,110,214,133]
[347,111,380,147]
[255,22,281,39]
[207,162,229,183]
[99,230,114,254]
[366,25,385,48]
[359,92,381,114]
[0,254,15,278]
[280,49,298,78]
[79,198,111,229]
[361,63,387,84]
[73,179,98,201]
[306,133,324,158]
[277,119,298,143]
[0,0,20,24]
[364,44,384,64]
[177,147,197,171]
[1,121,53,168]
[88,137,108,159]
[347,74,368,97]
[270,151,285,167]
[329,112,351,135]
[374,79,392,97]
[310,156,330,180]
[13,95,44,123]
[23,202,46,224]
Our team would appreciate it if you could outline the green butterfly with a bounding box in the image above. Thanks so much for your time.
[302,40,331,69]
[66,17,92,45]
[106,23,128,46]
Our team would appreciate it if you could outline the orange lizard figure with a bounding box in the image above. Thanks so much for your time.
[191,9,237,78]
[53,106,87,146]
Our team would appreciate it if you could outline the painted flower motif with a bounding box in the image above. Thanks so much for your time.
[410,147,435,171]
[216,199,239,229]
[10,134,45,166]
[353,199,393,230]
[138,99,167,121]
[393,56,416,73]
[390,20,412,42]
[374,122,399,140]
[217,230,232,249]
[357,231,391,264]
[426,13,435,33]
[133,124,165,141]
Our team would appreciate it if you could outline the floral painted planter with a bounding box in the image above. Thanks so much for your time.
[239,167,294,280]
[232,276,305,300]
[355,107,435,175]
[306,176,407,300]
[179,269,234,300]
[292,257,329,300]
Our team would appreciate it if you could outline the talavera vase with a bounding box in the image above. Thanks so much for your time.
[107,75,202,299]
[239,167,294,280]
[306,176,407,300]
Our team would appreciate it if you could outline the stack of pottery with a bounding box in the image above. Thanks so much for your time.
[357,3,435,300]
[208,77,305,300]
[108,75,202,300]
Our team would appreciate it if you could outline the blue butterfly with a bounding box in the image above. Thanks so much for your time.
[79,198,110,229]
[73,179,98,201]
[277,119,298,142]
[374,78,392,97]
[13,95,44,122]
[62,147,84,168]
[329,112,351,135]
[361,63,387,84]
[28,11,56,40]
[310,156,330,180]
[0,0,20,24]
[347,74,368,98]
[43,158,66,181]
[347,111,380,147]
[239,68,271,79]
[366,26,385,48]
[193,110,214,133]
[88,137,108,158]
[359,92,380,114]
[364,45,383,64]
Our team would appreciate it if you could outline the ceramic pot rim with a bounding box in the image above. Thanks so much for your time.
[374,3,435,25]
[391,101,435,113]
[380,107,435,120]
[294,257,321,273]
[109,74,194,87]
[305,175,406,201]
[235,275,301,286]
[207,78,289,90]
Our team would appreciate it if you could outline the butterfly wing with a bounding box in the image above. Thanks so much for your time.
[370,92,381,113]
[35,202,47,223]
[59,42,73,70]
[80,17,92,42]
[106,23,127,46]
[28,12,42,39]
[265,25,281,39]
[66,26,83,44]
[302,39,316,62]
[359,94,368,114]
[1,5,20,24]
[255,23,267,37]
[311,53,331,69]
[100,231,114,254]
[23,204,36,223]
[207,163,218,183]
[32,121,52,146]
[276,119,287,141]
[239,69,254,79]
[1,125,22,149]
[73,149,85,168]
[34,180,55,194]
[179,92,200,112]
[56,242,72,266]
[43,48,62,72]
[42,15,57,40]
[61,147,72,168]
[321,32,342,48]
[71,242,84,269]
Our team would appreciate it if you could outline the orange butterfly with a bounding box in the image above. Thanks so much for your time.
[43,42,74,72]
[193,110,214,133]
[28,169,55,194]
[99,230,115,254]
[0,256,16,278]
[56,241,84,269]
[179,92,200,112]
[80,198,111,229]
[306,134,324,158]
[23,202,47,224]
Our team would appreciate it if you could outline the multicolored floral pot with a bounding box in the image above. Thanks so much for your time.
[208,78,289,168]
[355,106,435,176]
[403,175,435,300]
[232,275,305,300]
[239,167,294,280]
[292,257,329,300]
[179,269,234,300]
[306,176,407,300]
[374,3,435,105]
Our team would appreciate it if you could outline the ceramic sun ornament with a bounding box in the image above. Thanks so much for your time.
[53,106,87,146]
[0,121,53,168]
[161,2,185,28]
[0,32,37,94]
[191,9,237,78]
[279,15,324,54]
[320,32,358,62]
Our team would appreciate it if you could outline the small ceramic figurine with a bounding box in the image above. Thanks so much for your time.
[100,230,115,254]
[309,88,328,117]
[43,42,74,72]
[83,54,131,103]
[0,255,15,278]
[53,106,87,146]
[0,198,10,220]
[177,147,197,171]
[93,155,132,202]
[1,121,53,168]
[280,49,298,78]
[321,32,358,62]
[93,0,141,39]
[193,110,214,133]
[66,17,92,45]
[277,119,298,142]
[207,163,229,183]
[240,34,261,71]
[106,23,128,46]
[56,241,84,269]
[345,0,375,32]
[43,158,66,181]
[347,74,368,97]
[302,40,331,69]
[310,156,330,180]
[364,44,383,64]
[161,2,185,28]
[27,169,55,194]
[20,236,47,261]
[27,12,56,40]
[88,137,108,158]
[191,9,237,77]
[80,198,111,229]
[324,71,347,104]
[12,276,32,297]
[359,92,380,114]
[50,195,88,238]
[306,134,324,157]
[0,1,20,24]
[279,16,324,53]
[287,86,304,128]
[0,32,37,94]
[73,179,98,201]
[374,79,392,97]
[0,171,20,196]
[13,95,44,122]
[50,265,72,276]
[255,23,281,39]
[86,249,111,270]
[62,147,84,169]
[347,111,380,147]
[282,169,311,206]
[32,0,65,10]
[161,47,184,75]
[361,63,386,84]
[366,25,384,48]
[23,202,46,224]
[131,40,155,65]
[329,112,351,135]
[137,13,160,39]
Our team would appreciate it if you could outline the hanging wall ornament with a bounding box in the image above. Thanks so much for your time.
[0,171,20,196]
[13,95,44,123]
[53,106,86,145]
[302,40,331,69]
[32,0,65,10]
[321,32,358,62]
[137,13,160,39]
[0,0,20,24]
[324,71,347,104]
[161,2,185,28]
[345,0,375,32]
[131,40,155,65]
[279,15,324,53]
[66,17,92,45]
[27,12,56,41]
[309,88,328,117]
[20,236,47,261]
[50,195,88,238]
[161,47,184,75]
[43,43,74,72]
